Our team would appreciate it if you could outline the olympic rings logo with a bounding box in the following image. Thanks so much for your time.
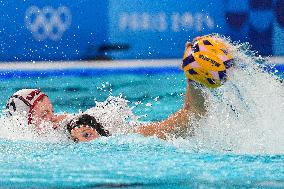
[25,6,72,41]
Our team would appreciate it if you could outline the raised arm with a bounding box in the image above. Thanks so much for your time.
[135,80,206,139]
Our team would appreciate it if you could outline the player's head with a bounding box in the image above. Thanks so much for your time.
[66,114,110,142]
[6,89,54,126]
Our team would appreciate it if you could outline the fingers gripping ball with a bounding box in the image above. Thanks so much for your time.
[181,35,234,88]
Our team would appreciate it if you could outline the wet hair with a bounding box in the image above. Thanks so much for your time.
[66,114,110,137]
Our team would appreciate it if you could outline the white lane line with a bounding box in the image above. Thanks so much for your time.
[0,57,283,71]
[0,59,181,70]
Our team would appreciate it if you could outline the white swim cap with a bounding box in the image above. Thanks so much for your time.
[6,89,47,124]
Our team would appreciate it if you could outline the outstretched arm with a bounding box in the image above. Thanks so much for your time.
[135,80,206,139]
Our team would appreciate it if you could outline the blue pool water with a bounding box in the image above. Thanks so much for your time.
[0,136,284,188]
[0,60,284,188]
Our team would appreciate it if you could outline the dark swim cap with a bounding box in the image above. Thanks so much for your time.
[66,114,110,137]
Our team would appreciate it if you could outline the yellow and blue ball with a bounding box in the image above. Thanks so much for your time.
[182,35,234,88]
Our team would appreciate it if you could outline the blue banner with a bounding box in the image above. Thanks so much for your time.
[107,0,284,58]
[224,0,284,56]
[0,0,108,61]
[1,0,284,61]
[107,0,227,59]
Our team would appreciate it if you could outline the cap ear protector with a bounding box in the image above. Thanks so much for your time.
[6,89,46,124]
[66,114,111,138]
[182,35,234,88]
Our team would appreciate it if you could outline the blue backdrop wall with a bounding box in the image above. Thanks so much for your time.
[0,0,108,61]
[0,0,283,61]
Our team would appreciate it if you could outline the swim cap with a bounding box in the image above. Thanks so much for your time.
[182,35,234,88]
[66,114,110,137]
[6,89,46,124]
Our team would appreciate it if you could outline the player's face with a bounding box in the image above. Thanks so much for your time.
[70,126,100,142]
[31,96,54,126]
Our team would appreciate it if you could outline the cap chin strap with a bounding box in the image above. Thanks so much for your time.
[27,93,46,124]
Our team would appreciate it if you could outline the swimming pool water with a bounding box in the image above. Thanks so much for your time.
[0,70,187,121]
[0,136,283,188]
[0,68,283,188]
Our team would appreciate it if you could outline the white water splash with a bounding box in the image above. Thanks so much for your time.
[173,35,284,154]
[84,95,141,135]
[0,115,69,142]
